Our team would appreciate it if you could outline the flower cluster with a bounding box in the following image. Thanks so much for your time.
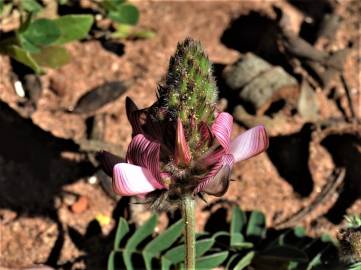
[97,38,269,208]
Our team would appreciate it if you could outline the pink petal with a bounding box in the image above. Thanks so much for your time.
[198,147,226,168]
[126,134,165,187]
[211,112,233,151]
[175,118,192,166]
[195,154,234,196]
[113,163,164,196]
[230,125,269,162]
[198,121,212,145]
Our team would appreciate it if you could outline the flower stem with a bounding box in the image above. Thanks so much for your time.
[182,194,196,270]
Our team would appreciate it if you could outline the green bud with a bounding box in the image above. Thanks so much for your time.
[157,38,218,128]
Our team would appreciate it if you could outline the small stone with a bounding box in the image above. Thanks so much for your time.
[71,196,89,214]
[62,192,77,206]
[88,175,98,185]
[14,80,26,97]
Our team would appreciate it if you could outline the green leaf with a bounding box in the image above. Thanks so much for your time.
[321,233,335,244]
[143,219,184,270]
[230,207,247,248]
[112,24,156,40]
[196,251,229,269]
[53,15,94,45]
[131,29,156,39]
[114,217,129,249]
[234,251,255,270]
[112,23,132,39]
[4,45,42,73]
[101,0,126,11]
[294,226,306,238]
[18,13,33,33]
[19,35,40,53]
[108,4,139,25]
[31,46,70,68]
[107,250,115,270]
[161,238,215,270]
[225,254,240,270]
[306,253,322,270]
[246,211,266,238]
[0,0,4,14]
[21,0,43,13]
[21,18,61,46]
[58,0,68,4]
[123,214,158,270]
[348,262,361,270]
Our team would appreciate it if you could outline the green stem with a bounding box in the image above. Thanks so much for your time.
[182,194,196,270]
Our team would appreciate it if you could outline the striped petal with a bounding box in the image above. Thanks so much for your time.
[113,163,164,196]
[230,125,269,163]
[175,118,192,166]
[195,154,234,196]
[211,112,233,151]
[126,134,165,187]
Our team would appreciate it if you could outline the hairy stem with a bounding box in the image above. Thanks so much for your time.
[182,194,196,270]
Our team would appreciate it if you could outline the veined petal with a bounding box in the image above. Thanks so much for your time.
[230,125,269,163]
[195,154,234,196]
[211,112,233,151]
[96,151,123,177]
[113,163,164,196]
[175,118,192,166]
[126,134,165,187]
[198,121,212,146]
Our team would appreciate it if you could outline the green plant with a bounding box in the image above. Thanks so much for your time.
[108,215,228,270]
[0,1,93,73]
[225,207,339,270]
[94,0,155,40]
[108,206,343,270]
[339,215,361,269]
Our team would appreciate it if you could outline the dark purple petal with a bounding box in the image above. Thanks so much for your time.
[211,112,233,151]
[175,118,192,166]
[126,134,165,187]
[126,97,144,136]
[195,154,234,196]
[197,121,213,149]
[230,125,269,162]
[96,151,123,177]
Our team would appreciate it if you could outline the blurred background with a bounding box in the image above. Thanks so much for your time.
[0,0,360,269]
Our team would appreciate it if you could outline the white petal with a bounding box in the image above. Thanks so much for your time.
[230,125,269,162]
[112,163,163,196]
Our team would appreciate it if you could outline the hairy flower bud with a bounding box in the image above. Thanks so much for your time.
[155,38,219,160]
[158,38,218,124]
[338,216,361,264]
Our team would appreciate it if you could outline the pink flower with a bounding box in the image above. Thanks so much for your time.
[97,38,269,205]
[98,98,268,199]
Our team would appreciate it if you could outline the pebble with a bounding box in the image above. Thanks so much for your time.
[71,196,89,214]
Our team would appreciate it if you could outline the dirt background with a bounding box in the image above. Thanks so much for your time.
[0,0,360,269]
